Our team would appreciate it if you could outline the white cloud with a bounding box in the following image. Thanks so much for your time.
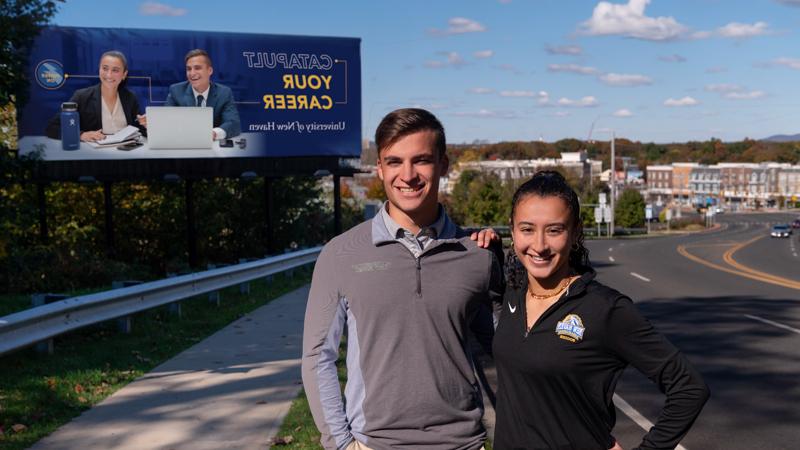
[613,109,634,117]
[499,90,537,97]
[772,57,800,70]
[776,0,800,6]
[664,96,699,107]
[553,111,571,117]
[494,64,524,75]
[705,66,728,73]
[659,54,686,63]
[724,90,766,100]
[139,1,187,16]
[557,96,599,107]
[424,52,466,69]
[468,87,495,94]
[452,109,517,119]
[705,83,743,93]
[689,30,713,40]
[430,17,487,35]
[547,63,599,75]
[545,44,583,55]
[474,50,494,59]
[579,0,687,41]
[716,21,770,38]
[705,84,766,100]
[537,91,550,105]
[412,103,449,111]
[599,73,653,86]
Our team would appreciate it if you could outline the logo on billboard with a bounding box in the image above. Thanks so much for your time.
[35,60,66,90]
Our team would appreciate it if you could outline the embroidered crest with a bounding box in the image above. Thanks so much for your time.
[555,314,585,343]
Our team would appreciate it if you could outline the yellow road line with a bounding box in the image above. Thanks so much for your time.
[723,236,800,289]
[677,243,800,291]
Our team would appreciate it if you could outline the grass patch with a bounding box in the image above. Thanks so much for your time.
[0,268,312,450]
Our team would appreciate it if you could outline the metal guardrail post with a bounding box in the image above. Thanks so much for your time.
[30,294,67,354]
[165,273,184,318]
[207,264,221,305]
[112,281,142,333]
[238,259,252,294]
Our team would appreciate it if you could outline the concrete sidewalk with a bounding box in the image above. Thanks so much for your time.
[30,285,311,450]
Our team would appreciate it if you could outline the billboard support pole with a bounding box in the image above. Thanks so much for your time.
[103,181,115,256]
[185,179,198,268]
[37,182,48,245]
[264,177,274,255]
[333,174,342,236]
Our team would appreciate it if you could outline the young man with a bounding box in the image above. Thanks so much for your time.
[164,49,241,140]
[302,108,503,450]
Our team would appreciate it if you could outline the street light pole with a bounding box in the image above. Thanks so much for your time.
[610,131,615,237]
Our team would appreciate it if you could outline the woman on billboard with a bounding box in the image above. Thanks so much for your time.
[45,50,145,142]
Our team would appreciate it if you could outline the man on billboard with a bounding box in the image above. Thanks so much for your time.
[163,49,241,140]
[301,108,503,450]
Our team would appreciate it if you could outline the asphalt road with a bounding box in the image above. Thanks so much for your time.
[587,212,800,450]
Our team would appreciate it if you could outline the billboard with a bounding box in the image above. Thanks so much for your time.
[18,26,361,162]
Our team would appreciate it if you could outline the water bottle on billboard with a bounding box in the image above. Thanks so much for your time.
[60,102,80,150]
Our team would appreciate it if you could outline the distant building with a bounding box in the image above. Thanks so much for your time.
[443,151,602,194]
[647,162,799,209]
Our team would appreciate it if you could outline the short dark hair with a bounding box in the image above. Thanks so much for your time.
[375,108,446,159]
[184,49,212,67]
[506,170,591,288]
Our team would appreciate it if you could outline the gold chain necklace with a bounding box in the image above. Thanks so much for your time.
[527,277,572,300]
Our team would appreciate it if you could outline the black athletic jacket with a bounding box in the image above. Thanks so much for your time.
[492,269,709,450]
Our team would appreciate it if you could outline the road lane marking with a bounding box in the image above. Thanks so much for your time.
[723,236,800,289]
[609,247,613,252]
[609,256,615,262]
[630,272,651,282]
[677,245,800,291]
[613,394,689,450]
[744,314,800,335]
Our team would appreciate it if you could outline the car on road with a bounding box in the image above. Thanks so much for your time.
[792,219,800,229]
[770,224,792,238]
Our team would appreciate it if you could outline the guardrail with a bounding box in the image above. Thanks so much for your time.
[0,247,322,356]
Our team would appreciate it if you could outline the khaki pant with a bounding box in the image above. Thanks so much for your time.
[346,441,485,450]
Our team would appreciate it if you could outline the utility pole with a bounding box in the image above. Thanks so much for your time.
[610,131,615,237]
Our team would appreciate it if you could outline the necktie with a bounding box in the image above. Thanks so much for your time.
[196,95,204,107]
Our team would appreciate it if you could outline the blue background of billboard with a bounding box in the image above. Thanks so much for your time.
[20,26,361,158]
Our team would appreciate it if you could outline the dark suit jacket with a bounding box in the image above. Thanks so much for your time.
[164,81,241,138]
[45,84,145,139]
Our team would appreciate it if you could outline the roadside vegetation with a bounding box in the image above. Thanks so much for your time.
[0,269,311,449]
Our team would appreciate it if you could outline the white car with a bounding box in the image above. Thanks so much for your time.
[770,224,791,238]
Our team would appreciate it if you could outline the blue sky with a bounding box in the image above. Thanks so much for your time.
[53,0,800,144]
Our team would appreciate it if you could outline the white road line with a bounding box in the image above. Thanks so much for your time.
[609,256,616,262]
[744,314,800,335]
[613,394,689,450]
[630,272,651,282]
[609,247,613,252]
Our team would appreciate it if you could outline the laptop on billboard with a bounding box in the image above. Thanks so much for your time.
[146,106,213,149]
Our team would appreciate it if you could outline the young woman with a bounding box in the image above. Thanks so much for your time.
[492,171,709,450]
[46,50,145,142]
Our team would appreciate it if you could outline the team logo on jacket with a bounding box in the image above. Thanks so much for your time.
[555,314,585,343]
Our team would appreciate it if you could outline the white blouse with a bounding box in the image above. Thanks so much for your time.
[101,96,128,134]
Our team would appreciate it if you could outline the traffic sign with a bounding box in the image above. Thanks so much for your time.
[595,207,603,224]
